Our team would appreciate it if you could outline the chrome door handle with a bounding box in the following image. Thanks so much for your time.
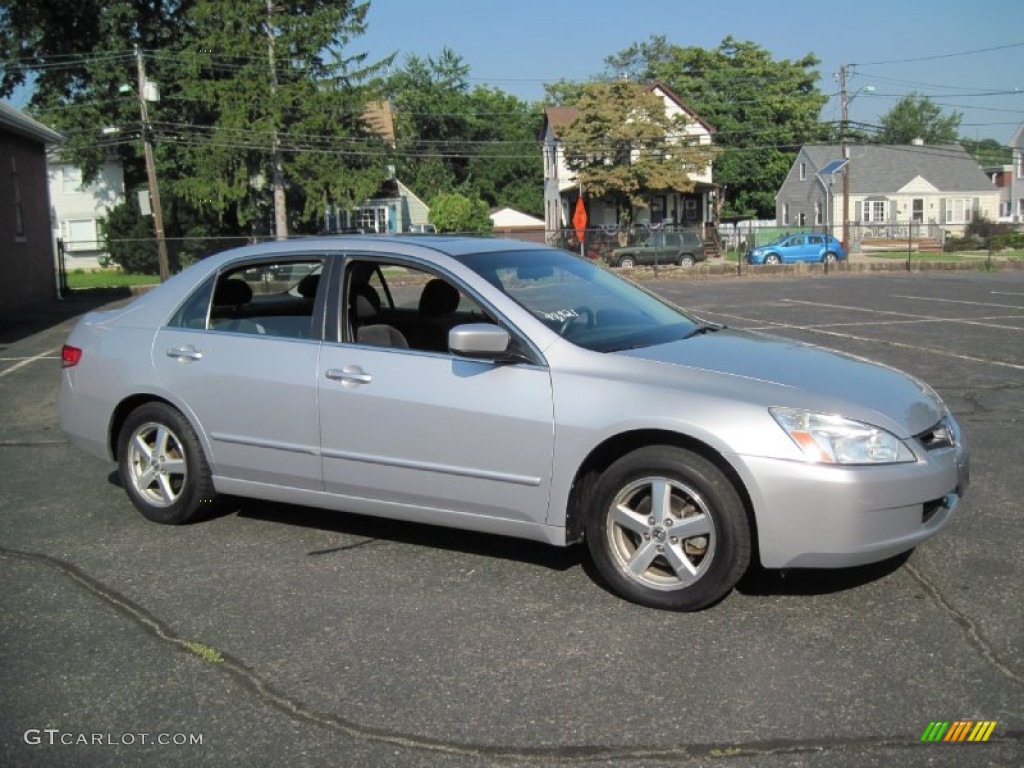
[325,367,372,385]
[166,346,203,361]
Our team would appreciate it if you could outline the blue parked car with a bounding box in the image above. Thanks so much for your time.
[747,234,847,265]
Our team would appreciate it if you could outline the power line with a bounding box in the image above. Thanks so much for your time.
[852,42,1024,67]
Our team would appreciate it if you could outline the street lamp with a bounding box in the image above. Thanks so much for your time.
[838,64,875,253]
[120,47,169,281]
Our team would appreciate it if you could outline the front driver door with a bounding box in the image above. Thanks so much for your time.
[317,259,556,534]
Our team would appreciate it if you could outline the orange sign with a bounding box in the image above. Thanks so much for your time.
[572,197,587,242]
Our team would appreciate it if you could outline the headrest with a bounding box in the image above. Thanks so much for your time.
[418,279,460,317]
[213,278,252,306]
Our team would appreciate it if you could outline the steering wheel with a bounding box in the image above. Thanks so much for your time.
[559,305,595,335]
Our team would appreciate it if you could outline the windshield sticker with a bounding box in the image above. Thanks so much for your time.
[542,309,580,322]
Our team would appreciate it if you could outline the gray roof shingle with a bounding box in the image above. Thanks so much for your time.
[803,143,993,193]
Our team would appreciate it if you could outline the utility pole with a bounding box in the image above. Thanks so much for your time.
[135,46,170,282]
[266,0,288,239]
[839,63,850,254]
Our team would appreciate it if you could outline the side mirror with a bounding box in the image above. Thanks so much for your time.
[448,323,511,358]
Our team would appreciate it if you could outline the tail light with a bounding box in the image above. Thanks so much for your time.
[62,345,83,368]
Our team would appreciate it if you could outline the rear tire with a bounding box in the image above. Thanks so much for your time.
[678,254,695,268]
[585,446,751,611]
[117,402,217,524]
[619,256,635,268]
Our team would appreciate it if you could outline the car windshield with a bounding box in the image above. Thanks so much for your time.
[458,248,699,352]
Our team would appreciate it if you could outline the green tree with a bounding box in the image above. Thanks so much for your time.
[603,36,829,218]
[1,0,389,239]
[0,0,191,188]
[428,191,492,233]
[385,48,542,214]
[174,0,389,236]
[557,80,718,228]
[876,93,961,145]
[960,137,1012,166]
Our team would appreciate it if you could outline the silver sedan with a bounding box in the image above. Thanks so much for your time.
[59,236,969,610]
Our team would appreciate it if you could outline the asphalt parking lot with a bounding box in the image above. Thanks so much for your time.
[1,270,1021,767]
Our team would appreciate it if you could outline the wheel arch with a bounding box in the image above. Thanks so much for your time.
[564,429,758,553]
[109,393,194,461]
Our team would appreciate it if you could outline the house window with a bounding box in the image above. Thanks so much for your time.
[814,201,822,225]
[11,156,24,239]
[944,198,973,224]
[62,165,83,194]
[782,203,790,225]
[861,200,888,223]
[61,219,99,251]
[356,206,386,233]
[798,211,806,227]
[799,162,807,181]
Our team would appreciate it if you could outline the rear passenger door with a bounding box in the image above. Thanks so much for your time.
[807,235,827,262]
[152,256,326,491]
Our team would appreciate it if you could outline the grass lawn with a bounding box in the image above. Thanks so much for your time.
[66,270,161,290]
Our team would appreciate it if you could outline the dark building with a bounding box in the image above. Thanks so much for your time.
[0,103,63,311]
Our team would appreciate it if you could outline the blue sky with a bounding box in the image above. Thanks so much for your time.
[360,0,1024,144]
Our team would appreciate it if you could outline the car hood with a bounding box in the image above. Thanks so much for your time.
[615,329,944,435]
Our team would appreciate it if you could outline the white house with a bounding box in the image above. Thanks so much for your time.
[47,156,125,269]
[541,82,716,237]
[1010,121,1024,223]
[489,206,545,243]
[777,143,1000,244]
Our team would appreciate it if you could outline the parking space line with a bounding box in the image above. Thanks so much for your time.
[781,299,1024,333]
[891,295,1024,310]
[0,348,59,379]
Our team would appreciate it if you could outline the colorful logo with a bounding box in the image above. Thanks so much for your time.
[921,721,997,743]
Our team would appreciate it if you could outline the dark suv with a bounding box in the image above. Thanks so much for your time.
[608,230,705,268]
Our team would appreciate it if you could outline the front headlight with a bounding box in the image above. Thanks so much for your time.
[770,407,916,465]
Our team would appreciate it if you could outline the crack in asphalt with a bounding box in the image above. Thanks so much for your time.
[307,537,383,556]
[2,546,1021,763]
[904,562,1024,686]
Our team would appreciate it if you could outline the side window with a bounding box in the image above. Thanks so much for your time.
[206,259,323,338]
[345,260,491,353]
[168,274,216,329]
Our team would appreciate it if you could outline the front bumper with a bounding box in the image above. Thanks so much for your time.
[731,443,969,569]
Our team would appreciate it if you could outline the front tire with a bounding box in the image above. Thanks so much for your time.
[117,402,217,524]
[678,254,696,268]
[585,446,751,610]
[619,256,635,268]
[822,251,838,264]
[764,253,781,265]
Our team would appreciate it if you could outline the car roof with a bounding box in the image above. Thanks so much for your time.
[206,235,553,265]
